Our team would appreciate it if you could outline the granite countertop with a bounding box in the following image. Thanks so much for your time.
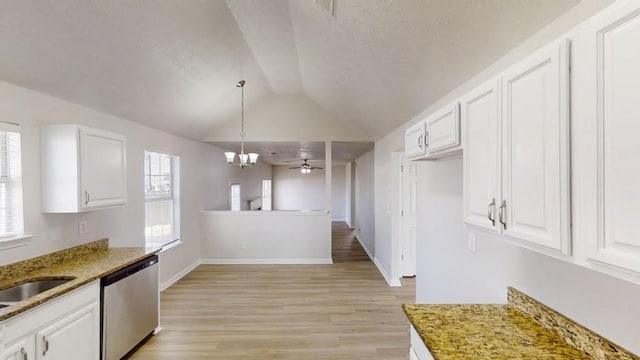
[403,303,591,360]
[0,239,158,321]
[403,288,638,360]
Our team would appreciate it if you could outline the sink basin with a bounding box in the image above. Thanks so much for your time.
[0,278,74,302]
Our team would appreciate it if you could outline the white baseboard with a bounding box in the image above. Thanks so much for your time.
[331,218,346,222]
[201,258,334,265]
[160,259,201,292]
[373,257,402,287]
[354,233,373,261]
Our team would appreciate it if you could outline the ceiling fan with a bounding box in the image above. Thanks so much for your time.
[288,159,323,174]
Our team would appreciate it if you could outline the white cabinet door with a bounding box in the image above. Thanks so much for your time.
[79,127,126,210]
[36,302,99,360]
[425,102,460,155]
[462,79,501,232]
[41,125,127,212]
[4,338,32,360]
[574,1,640,276]
[501,39,571,256]
[405,122,426,159]
[410,326,435,360]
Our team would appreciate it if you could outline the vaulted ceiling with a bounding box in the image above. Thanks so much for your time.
[0,0,580,141]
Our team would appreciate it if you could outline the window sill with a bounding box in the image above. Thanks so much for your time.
[147,239,183,254]
[0,234,34,250]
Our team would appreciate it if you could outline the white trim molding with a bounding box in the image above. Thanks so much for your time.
[354,233,373,261]
[373,257,402,287]
[201,258,333,265]
[160,259,201,292]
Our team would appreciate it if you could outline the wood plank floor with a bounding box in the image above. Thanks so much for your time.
[331,222,371,262]
[131,223,415,360]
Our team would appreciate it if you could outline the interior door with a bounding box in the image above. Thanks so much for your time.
[401,156,417,277]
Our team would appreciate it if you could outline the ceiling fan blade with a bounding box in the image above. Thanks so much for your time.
[288,166,301,169]
[311,167,324,170]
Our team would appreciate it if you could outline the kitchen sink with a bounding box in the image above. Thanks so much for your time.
[0,278,75,303]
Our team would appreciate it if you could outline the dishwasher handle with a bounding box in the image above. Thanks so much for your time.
[102,255,158,286]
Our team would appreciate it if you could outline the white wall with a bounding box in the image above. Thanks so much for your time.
[355,150,375,258]
[200,211,332,263]
[228,161,272,210]
[373,0,640,355]
[272,165,325,210]
[0,81,228,287]
[331,165,347,221]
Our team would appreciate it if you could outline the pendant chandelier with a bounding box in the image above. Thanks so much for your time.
[224,80,258,168]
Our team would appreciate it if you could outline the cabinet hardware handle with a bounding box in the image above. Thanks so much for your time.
[488,198,496,226]
[43,336,49,356]
[21,347,27,360]
[425,131,429,149]
[418,134,423,149]
[85,190,90,205]
[498,200,507,230]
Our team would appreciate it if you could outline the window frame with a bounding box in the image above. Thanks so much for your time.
[0,121,30,250]
[144,150,180,250]
[230,179,241,211]
[261,179,272,211]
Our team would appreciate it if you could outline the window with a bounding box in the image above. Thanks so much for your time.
[230,182,241,211]
[261,180,272,211]
[144,151,180,249]
[0,122,23,240]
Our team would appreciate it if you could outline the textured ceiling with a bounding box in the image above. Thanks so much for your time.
[0,0,581,141]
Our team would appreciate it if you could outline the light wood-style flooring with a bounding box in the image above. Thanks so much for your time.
[131,222,415,359]
[331,222,371,262]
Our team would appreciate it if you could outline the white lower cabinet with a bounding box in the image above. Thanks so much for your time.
[409,326,435,360]
[4,337,32,360]
[1,281,100,360]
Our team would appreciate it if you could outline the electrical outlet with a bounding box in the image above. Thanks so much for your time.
[79,221,88,234]
[468,233,477,253]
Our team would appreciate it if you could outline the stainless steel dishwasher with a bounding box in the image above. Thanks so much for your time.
[101,255,159,360]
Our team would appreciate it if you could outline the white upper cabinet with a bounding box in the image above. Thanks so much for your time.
[462,80,501,233]
[425,101,461,157]
[404,102,462,161]
[573,0,640,278]
[501,39,571,256]
[41,124,127,213]
[405,121,427,159]
[462,39,571,258]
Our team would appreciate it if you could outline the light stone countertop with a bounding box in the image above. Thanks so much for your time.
[0,239,158,321]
